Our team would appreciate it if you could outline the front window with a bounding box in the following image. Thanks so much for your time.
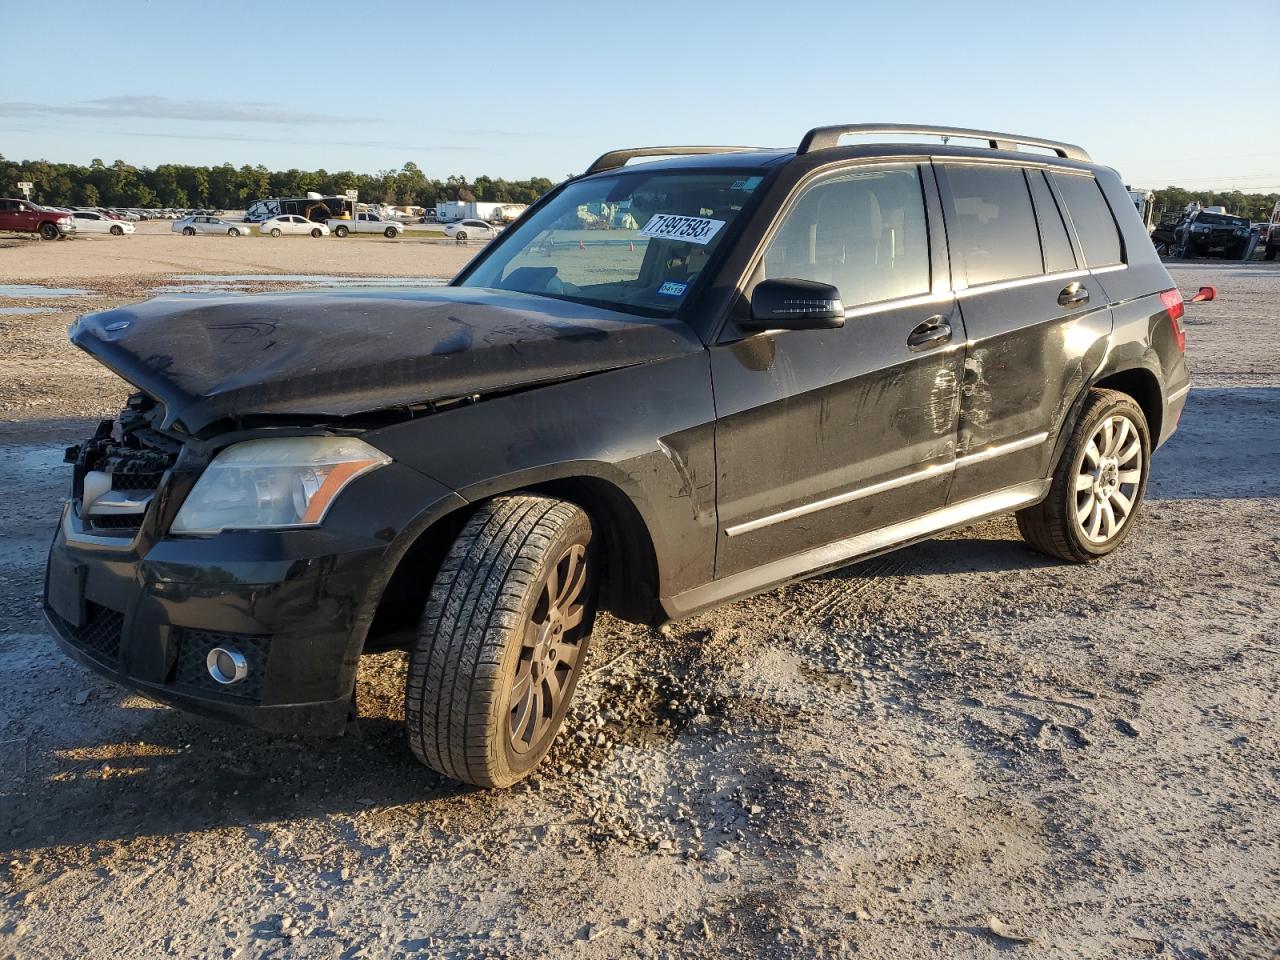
[459,169,764,316]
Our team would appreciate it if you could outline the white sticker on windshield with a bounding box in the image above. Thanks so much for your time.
[638,214,725,245]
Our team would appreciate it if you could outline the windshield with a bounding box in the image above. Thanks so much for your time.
[1196,212,1247,227]
[458,169,765,316]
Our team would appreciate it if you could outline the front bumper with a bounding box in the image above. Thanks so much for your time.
[42,457,465,737]
[43,505,388,735]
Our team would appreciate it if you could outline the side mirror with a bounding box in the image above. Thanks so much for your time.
[1190,285,1216,303]
[740,278,845,333]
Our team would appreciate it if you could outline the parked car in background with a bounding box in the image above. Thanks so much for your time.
[71,211,135,236]
[443,218,500,242]
[327,211,403,238]
[259,215,330,238]
[1174,208,1252,259]
[0,198,75,239]
[1264,201,1280,261]
[172,215,250,237]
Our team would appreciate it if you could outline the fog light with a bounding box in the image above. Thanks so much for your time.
[206,647,248,685]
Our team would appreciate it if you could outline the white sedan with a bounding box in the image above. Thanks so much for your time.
[173,215,251,237]
[443,218,500,242]
[259,215,330,238]
[71,211,135,236]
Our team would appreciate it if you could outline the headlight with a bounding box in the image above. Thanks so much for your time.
[171,436,391,534]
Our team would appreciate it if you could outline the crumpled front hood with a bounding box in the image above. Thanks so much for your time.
[70,286,703,435]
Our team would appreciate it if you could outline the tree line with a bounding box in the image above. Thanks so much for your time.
[1,154,1276,222]
[0,156,557,210]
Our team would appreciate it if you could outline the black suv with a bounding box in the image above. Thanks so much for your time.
[1173,208,1253,259]
[45,124,1191,788]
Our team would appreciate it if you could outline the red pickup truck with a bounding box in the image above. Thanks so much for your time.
[0,198,74,239]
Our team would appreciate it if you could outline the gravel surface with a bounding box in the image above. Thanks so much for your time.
[0,256,1276,959]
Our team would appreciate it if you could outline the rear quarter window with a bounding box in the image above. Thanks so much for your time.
[1053,172,1123,267]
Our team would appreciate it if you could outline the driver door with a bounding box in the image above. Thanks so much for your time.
[710,162,964,579]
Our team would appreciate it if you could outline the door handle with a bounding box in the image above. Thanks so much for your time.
[907,315,952,351]
[1058,282,1090,308]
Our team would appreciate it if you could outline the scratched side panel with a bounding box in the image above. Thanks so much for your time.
[709,298,964,579]
[367,351,718,597]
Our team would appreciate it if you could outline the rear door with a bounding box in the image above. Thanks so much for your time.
[711,161,963,578]
[936,162,1112,503]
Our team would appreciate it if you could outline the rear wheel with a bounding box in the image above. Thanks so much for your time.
[405,495,597,788]
[1017,388,1150,563]
[270,227,282,238]
[38,222,59,240]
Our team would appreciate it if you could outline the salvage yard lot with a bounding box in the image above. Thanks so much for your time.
[0,239,1277,958]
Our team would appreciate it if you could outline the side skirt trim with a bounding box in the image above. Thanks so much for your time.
[664,480,1048,619]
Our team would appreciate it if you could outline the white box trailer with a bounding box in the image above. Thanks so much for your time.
[435,201,519,223]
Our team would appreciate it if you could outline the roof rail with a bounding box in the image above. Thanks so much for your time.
[797,124,1091,163]
[584,146,763,176]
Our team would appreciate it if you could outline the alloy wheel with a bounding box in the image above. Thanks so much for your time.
[507,544,587,755]
[1074,414,1143,544]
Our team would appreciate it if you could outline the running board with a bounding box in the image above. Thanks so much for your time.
[662,481,1048,619]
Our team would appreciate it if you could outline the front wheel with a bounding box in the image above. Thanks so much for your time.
[405,495,597,788]
[334,225,349,238]
[39,222,59,240]
[311,227,322,238]
[1017,388,1151,563]
[228,228,240,237]
[183,227,195,236]
[270,227,281,238]
[454,231,468,242]
[110,224,124,236]
[384,226,398,238]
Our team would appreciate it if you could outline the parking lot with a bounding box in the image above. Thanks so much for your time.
[0,247,1277,958]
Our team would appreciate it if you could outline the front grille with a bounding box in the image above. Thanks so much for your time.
[52,601,124,664]
[86,514,144,531]
[172,629,270,702]
[111,472,163,492]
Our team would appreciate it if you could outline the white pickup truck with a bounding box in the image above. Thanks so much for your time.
[326,212,404,238]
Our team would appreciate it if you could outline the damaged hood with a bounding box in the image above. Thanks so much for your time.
[70,286,704,435]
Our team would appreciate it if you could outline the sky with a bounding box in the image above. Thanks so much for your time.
[5,0,1278,192]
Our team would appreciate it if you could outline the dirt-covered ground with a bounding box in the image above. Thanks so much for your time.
[0,242,1277,959]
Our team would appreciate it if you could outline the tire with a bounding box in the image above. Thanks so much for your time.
[38,222,59,241]
[1016,388,1151,564]
[270,227,281,238]
[335,225,349,238]
[384,226,397,238]
[110,224,123,236]
[1265,244,1277,262]
[406,495,598,788]
[311,227,322,238]
[455,231,468,242]
[228,228,240,237]
[183,227,195,236]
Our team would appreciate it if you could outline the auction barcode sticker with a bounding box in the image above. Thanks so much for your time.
[638,214,725,245]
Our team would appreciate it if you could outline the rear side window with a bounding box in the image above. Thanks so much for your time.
[1053,173,1123,267]
[942,165,1041,286]
[762,164,930,307]
[1027,170,1077,273]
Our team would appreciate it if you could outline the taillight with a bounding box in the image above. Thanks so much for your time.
[1159,289,1186,353]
